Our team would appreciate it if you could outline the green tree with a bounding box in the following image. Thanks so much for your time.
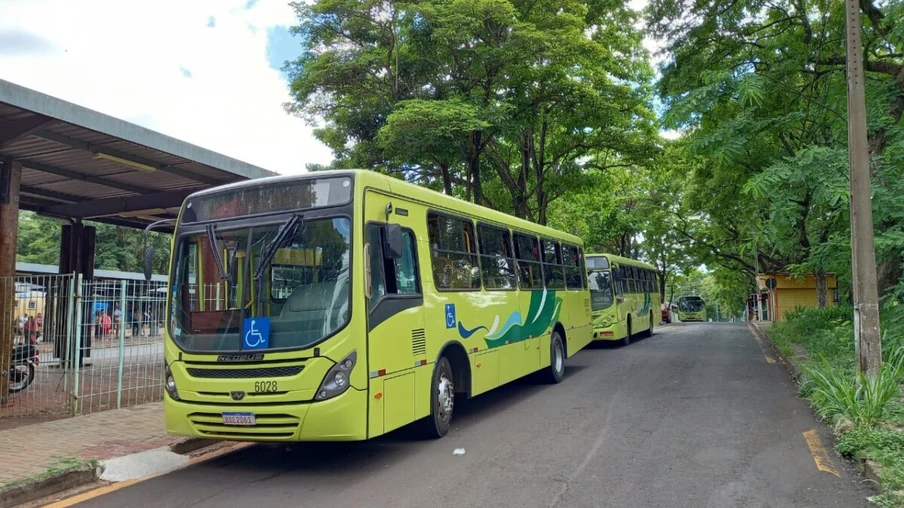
[647,0,904,300]
[17,211,170,275]
[285,0,657,223]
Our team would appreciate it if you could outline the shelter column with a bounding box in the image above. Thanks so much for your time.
[0,159,22,400]
[56,222,95,367]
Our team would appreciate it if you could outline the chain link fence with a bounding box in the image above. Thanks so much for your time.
[1,274,167,422]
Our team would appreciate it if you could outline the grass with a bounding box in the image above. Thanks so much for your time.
[768,305,904,506]
[801,348,904,430]
[0,456,96,490]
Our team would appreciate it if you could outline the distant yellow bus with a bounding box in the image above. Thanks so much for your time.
[677,296,707,322]
[586,254,660,345]
[158,170,593,442]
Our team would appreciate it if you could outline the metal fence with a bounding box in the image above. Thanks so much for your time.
[1,274,167,421]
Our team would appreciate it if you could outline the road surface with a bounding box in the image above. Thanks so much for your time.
[69,323,874,507]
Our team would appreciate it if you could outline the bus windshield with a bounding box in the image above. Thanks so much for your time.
[169,217,351,352]
[588,270,614,311]
[678,296,705,312]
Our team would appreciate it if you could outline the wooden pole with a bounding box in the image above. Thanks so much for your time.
[0,159,22,401]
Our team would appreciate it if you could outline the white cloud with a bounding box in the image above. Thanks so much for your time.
[0,0,332,175]
[627,0,666,64]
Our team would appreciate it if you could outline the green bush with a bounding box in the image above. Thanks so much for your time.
[836,426,904,504]
[801,348,904,429]
[780,305,904,506]
[772,305,855,371]
[836,426,904,459]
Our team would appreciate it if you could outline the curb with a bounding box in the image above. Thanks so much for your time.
[0,437,221,508]
[749,322,889,495]
[746,322,802,380]
[861,459,883,486]
[0,466,96,508]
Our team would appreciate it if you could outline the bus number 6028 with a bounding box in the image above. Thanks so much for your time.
[254,381,278,393]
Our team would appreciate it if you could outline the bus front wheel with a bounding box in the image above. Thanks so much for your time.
[623,319,632,346]
[544,330,566,384]
[420,356,454,439]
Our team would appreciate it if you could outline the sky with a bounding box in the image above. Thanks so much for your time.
[0,0,332,175]
[0,0,669,176]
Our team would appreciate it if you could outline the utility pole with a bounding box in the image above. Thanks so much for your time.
[754,228,763,322]
[845,0,882,378]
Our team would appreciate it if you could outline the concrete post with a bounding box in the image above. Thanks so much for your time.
[845,0,882,377]
[0,159,22,401]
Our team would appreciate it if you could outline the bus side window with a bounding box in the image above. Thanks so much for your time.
[367,224,387,311]
[613,266,625,298]
[368,224,421,312]
[427,213,480,290]
[393,229,420,295]
[514,233,543,290]
[562,244,583,290]
[477,224,517,290]
[541,239,566,289]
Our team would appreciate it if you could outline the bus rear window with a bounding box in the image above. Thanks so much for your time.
[586,256,609,269]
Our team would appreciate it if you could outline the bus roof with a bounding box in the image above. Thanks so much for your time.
[185,169,584,245]
[585,252,655,270]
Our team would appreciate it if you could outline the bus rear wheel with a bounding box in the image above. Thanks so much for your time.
[544,330,566,384]
[646,311,655,337]
[420,356,454,439]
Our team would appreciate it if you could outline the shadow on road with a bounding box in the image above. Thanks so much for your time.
[192,365,589,477]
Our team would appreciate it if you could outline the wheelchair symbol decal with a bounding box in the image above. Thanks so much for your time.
[242,318,270,350]
[445,304,456,329]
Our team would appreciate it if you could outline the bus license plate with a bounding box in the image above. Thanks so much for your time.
[222,412,256,426]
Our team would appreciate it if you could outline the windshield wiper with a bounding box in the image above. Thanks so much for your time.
[205,224,230,281]
[254,214,303,281]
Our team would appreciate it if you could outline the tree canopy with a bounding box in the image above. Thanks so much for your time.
[15,0,904,311]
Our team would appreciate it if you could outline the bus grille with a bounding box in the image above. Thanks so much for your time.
[187,366,304,379]
[188,412,300,439]
[412,329,426,356]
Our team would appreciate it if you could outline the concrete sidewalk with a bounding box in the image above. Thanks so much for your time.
[0,402,207,506]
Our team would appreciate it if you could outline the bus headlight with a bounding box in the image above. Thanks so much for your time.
[316,351,357,401]
[164,362,180,400]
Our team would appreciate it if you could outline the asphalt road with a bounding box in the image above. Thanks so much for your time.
[72,323,874,508]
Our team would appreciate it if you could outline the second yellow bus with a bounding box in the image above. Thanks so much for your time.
[586,253,660,345]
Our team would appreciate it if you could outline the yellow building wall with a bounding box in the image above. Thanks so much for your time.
[756,273,838,322]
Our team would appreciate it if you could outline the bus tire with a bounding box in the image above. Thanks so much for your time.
[419,356,454,439]
[544,330,566,384]
[623,318,632,346]
[647,311,655,337]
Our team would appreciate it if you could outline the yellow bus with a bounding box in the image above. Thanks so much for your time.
[586,253,660,345]
[677,296,707,322]
[156,170,593,442]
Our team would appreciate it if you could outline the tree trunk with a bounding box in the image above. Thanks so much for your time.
[534,118,548,225]
[468,130,483,205]
[515,127,533,220]
[815,269,828,308]
[877,255,902,298]
[658,271,667,303]
[439,163,452,195]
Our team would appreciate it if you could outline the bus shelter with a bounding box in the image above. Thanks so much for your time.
[0,78,275,408]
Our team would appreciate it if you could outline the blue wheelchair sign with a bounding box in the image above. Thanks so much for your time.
[445,303,456,329]
[242,317,270,350]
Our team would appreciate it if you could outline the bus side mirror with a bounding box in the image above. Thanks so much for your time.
[143,246,154,282]
[383,224,403,260]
